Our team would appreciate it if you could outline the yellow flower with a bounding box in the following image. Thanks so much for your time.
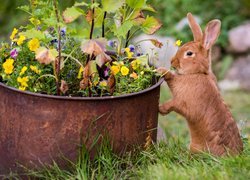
[99,80,107,87]
[17,35,26,46]
[20,66,28,76]
[130,72,138,79]
[131,59,141,70]
[125,47,134,58]
[175,40,182,47]
[28,38,40,52]
[10,28,18,40]
[30,65,41,74]
[29,17,41,25]
[18,86,26,91]
[111,65,120,75]
[17,76,29,87]
[2,58,14,74]
[121,66,129,76]
[77,66,84,79]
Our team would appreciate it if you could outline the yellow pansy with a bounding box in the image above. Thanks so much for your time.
[111,65,120,75]
[10,28,18,40]
[30,65,41,74]
[130,72,138,79]
[18,86,26,91]
[175,40,182,47]
[2,58,14,75]
[99,81,107,87]
[77,66,84,79]
[131,59,141,70]
[20,66,28,76]
[125,47,134,58]
[17,76,29,87]
[28,38,40,52]
[17,35,26,46]
[121,66,129,76]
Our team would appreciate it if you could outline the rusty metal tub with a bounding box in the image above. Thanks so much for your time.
[0,79,163,174]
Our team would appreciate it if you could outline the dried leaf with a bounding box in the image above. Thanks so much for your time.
[86,10,93,24]
[60,80,69,94]
[35,47,58,65]
[150,39,163,48]
[96,53,112,67]
[81,38,107,56]
[80,62,90,90]
[108,74,116,95]
[63,7,83,23]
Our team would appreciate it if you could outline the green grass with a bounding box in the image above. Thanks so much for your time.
[3,84,250,180]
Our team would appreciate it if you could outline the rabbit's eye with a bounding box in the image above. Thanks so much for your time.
[186,51,193,56]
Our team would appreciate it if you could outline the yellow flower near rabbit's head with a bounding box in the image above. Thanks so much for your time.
[28,38,40,51]
[121,66,129,76]
[175,39,182,47]
[10,28,18,40]
[2,58,14,75]
[111,65,120,75]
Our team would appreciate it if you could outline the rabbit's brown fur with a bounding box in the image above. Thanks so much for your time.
[158,13,243,156]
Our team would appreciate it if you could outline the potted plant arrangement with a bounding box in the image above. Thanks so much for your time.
[0,0,164,173]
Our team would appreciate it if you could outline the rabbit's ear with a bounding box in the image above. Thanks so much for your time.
[187,13,203,42]
[202,20,221,50]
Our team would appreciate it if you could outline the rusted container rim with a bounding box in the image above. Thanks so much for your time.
[0,78,164,101]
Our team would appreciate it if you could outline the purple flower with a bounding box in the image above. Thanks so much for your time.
[10,49,18,59]
[108,40,115,48]
[104,67,109,77]
[61,27,66,37]
[128,44,135,52]
[136,52,143,56]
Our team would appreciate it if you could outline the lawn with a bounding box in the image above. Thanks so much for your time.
[3,84,250,180]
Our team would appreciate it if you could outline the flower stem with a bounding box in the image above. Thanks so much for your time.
[102,11,107,38]
[53,0,61,95]
[125,30,130,48]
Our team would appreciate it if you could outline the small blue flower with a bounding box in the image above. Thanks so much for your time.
[136,52,143,56]
[108,40,115,48]
[61,27,66,37]
[128,44,135,52]
[51,39,58,44]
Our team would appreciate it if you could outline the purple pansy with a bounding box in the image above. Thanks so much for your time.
[10,49,18,59]
[128,44,135,52]
[107,40,115,48]
[104,67,109,77]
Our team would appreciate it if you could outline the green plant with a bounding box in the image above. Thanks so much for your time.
[0,0,163,97]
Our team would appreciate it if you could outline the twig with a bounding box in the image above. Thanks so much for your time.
[102,11,107,37]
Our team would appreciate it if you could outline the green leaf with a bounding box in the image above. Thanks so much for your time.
[63,7,83,23]
[20,29,45,40]
[115,20,134,38]
[17,5,30,14]
[141,16,162,35]
[126,0,145,9]
[74,2,88,7]
[142,4,156,12]
[102,0,125,13]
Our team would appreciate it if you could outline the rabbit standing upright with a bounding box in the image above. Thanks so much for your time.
[158,13,243,156]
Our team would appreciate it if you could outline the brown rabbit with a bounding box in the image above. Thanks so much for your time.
[158,13,243,156]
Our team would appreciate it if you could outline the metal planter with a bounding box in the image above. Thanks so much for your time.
[0,79,163,174]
